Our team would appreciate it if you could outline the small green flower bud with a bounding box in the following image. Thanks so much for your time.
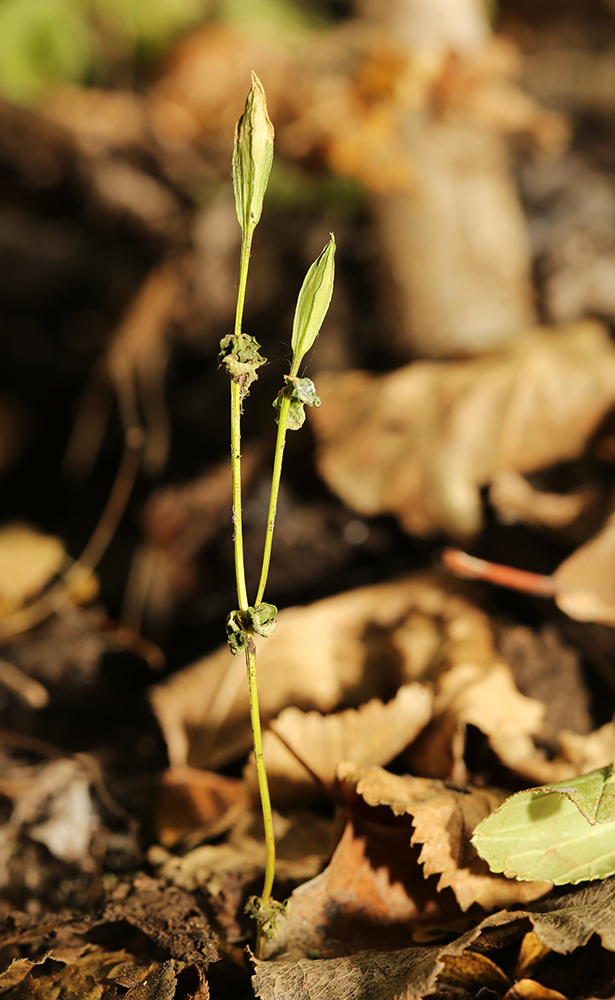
[291,235,335,367]
[233,72,275,235]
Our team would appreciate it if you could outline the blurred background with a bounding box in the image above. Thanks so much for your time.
[2,0,615,717]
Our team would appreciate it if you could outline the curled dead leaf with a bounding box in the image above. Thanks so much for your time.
[153,767,249,848]
[156,809,338,898]
[149,572,475,771]
[411,660,545,779]
[246,683,432,805]
[489,468,596,531]
[503,981,568,1000]
[338,763,550,912]
[311,321,615,538]
[553,509,615,626]
[255,876,615,1000]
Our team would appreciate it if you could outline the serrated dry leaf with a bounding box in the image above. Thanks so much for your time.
[311,321,615,539]
[246,684,432,805]
[152,570,550,783]
[262,764,546,965]
[149,572,476,771]
[263,811,470,963]
[338,763,550,912]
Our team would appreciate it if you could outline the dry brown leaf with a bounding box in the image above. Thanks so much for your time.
[247,683,432,805]
[150,569,529,779]
[253,945,443,1000]
[338,763,550,912]
[503,981,568,1000]
[156,809,338,897]
[557,723,615,774]
[254,876,615,1000]
[489,468,596,530]
[415,660,545,778]
[440,951,511,993]
[101,874,218,967]
[513,722,615,788]
[151,571,547,782]
[514,929,552,980]
[553,509,615,626]
[16,951,176,1000]
[0,954,52,991]
[262,814,465,963]
[311,321,615,538]
[153,767,249,848]
[150,572,475,771]
[0,523,67,616]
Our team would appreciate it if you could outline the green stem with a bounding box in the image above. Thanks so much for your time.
[254,357,300,606]
[230,226,255,614]
[245,640,276,958]
[235,228,253,338]
[230,379,249,613]
[255,394,290,606]
[230,223,276,957]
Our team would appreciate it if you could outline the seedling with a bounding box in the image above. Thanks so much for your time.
[219,73,335,958]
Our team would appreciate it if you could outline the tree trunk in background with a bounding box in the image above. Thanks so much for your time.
[355,0,536,358]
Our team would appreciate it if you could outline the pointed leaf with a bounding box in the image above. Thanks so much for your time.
[291,236,335,366]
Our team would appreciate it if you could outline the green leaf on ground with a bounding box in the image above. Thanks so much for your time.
[472,763,615,885]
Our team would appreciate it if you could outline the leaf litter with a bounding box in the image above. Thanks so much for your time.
[4,6,615,1000]
[143,565,615,994]
[310,321,615,540]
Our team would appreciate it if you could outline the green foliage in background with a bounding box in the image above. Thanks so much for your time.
[0,0,92,101]
[0,0,206,101]
[0,0,323,103]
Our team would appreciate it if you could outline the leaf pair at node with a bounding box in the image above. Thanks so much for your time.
[273,376,321,430]
[225,603,278,655]
[245,895,290,939]
[218,332,266,396]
